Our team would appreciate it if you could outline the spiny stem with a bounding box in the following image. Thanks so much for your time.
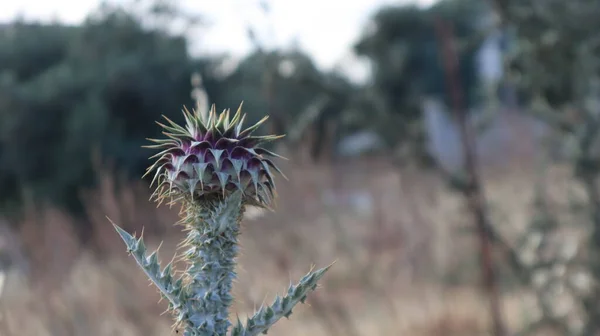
[179,192,244,335]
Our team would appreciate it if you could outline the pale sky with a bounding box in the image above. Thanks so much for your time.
[0,0,437,79]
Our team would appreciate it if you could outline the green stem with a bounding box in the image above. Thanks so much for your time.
[180,192,244,336]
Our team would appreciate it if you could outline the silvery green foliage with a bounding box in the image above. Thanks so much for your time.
[112,192,331,335]
[111,105,331,335]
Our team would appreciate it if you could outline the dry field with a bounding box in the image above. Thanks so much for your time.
[0,154,585,335]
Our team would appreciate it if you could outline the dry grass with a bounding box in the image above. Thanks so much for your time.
[0,154,582,335]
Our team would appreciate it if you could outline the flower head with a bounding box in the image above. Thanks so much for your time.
[144,103,286,207]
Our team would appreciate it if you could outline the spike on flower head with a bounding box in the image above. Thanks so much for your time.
[144,103,286,207]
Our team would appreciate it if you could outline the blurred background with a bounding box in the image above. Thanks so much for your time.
[0,0,599,335]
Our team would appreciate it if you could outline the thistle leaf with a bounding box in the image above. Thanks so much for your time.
[110,219,183,310]
[229,263,333,336]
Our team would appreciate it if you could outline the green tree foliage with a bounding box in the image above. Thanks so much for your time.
[215,48,356,160]
[354,0,483,118]
[0,8,216,213]
[500,0,600,108]
[216,49,326,132]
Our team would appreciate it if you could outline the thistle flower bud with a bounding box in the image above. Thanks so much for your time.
[144,103,286,208]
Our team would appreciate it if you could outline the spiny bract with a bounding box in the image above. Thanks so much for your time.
[144,103,286,207]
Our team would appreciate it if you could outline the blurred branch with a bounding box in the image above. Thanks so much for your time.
[487,0,509,24]
[190,72,209,121]
[243,0,286,135]
[434,16,508,336]
[286,95,330,144]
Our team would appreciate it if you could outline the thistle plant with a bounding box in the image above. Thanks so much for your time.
[110,103,331,336]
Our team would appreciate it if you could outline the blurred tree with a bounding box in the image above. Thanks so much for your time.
[0,4,218,215]
[494,1,600,334]
[500,0,600,111]
[354,0,483,116]
[346,0,486,165]
[0,0,494,217]
[216,48,331,139]
[269,0,490,164]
